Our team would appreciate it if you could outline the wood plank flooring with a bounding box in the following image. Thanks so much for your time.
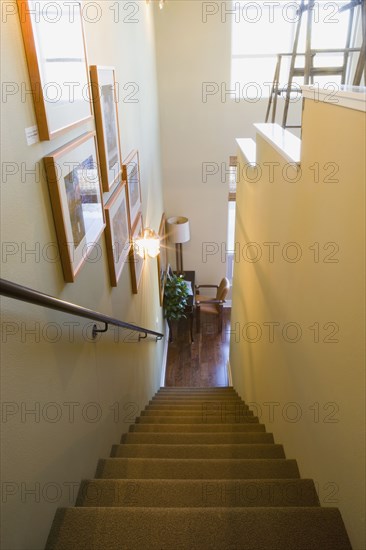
[164,309,231,387]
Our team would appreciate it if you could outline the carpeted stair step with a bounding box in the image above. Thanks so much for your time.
[155,388,238,395]
[149,400,245,406]
[135,415,259,424]
[46,507,352,550]
[156,386,237,390]
[46,385,352,549]
[76,478,320,507]
[155,391,239,396]
[145,399,246,408]
[120,432,275,445]
[150,394,243,403]
[111,443,285,459]
[145,403,252,412]
[96,458,300,479]
[155,394,240,397]
[142,406,253,416]
[141,409,254,418]
[156,386,237,391]
[130,422,266,433]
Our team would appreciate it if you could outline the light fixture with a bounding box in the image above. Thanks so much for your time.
[167,216,190,273]
[135,228,160,259]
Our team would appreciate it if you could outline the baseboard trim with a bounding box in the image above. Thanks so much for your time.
[160,320,169,387]
[226,359,233,387]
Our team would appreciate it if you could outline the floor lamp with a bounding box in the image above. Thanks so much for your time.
[167,216,190,273]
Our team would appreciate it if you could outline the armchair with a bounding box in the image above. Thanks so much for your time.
[195,277,230,333]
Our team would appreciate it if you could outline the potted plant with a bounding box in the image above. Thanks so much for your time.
[164,272,189,342]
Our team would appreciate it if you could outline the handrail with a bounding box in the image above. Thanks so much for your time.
[0,278,164,341]
[276,48,361,56]
[265,46,363,126]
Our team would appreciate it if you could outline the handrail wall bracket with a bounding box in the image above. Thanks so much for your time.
[92,323,109,340]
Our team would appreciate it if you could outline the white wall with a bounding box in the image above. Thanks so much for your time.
[0,2,165,549]
[155,0,280,284]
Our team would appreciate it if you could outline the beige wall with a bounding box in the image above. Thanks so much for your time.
[0,2,165,549]
[154,1,301,284]
[230,100,365,549]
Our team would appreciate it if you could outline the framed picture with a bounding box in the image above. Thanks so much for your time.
[17,0,93,140]
[90,66,122,192]
[130,212,144,294]
[104,183,130,287]
[44,132,105,282]
[123,150,142,229]
[157,213,168,306]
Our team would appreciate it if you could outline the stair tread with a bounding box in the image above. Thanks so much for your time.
[148,404,246,407]
[157,389,237,392]
[121,432,274,444]
[130,423,266,432]
[142,408,253,415]
[46,507,351,550]
[151,396,243,400]
[76,478,320,508]
[136,415,259,424]
[148,399,246,407]
[96,458,300,480]
[145,403,250,408]
[156,392,239,396]
[154,398,242,401]
[111,443,285,459]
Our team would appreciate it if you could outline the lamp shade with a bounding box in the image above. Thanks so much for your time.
[167,216,190,244]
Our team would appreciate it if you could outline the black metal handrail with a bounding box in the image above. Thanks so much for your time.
[0,278,164,341]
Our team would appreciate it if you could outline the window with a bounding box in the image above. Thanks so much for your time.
[226,156,237,287]
[231,1,359,99]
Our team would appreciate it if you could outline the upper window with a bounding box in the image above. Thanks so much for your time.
[231,1,359,100]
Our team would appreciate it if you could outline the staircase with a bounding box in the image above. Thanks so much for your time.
[46,387,352,549]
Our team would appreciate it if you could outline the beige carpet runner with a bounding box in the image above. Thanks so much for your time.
[46,387,352,549]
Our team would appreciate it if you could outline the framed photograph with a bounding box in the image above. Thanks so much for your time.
[104,183,130,287]
[17,0,93,140]
[90,66,122,192]
[157,213,168,306]
[44,132,105,282]
[130,212,144,294]
[122,150,142,229]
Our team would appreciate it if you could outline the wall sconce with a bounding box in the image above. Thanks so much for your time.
[146,0,166,9]
[167,216,190,273]
[135,228,160,259]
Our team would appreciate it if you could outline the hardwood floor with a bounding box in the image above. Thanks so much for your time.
[164,309,231,387]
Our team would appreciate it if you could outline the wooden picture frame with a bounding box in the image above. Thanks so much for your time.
[104,183,130,287]
[129,212,144,294]
[17,0,93,141]
[157,213,168,306]
[90,66,123,192]
[122,150,142,229]
[44,132,105,282]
